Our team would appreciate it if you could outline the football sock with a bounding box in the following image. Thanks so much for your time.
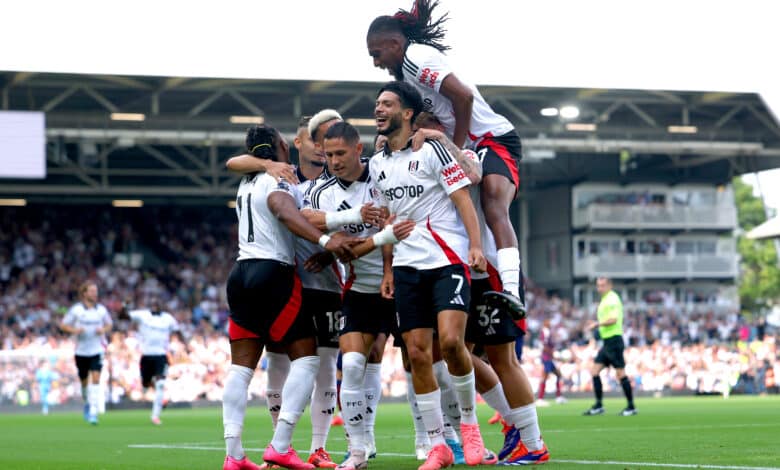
[406,372,429,445]
[482,382,511,417]
[505,403,543,451]
[223,364,254,460]
[152,379,165,419]
[417,389,446,447]
[593,376,603,406]
[363,362,383,448]
[620,376,634,408]
[497,247,521,298]
[310,347,338,451]
[340,352,367,455]
[265,352,290,429]
[433,361,462,429]
[450,370,478,425]
[271,355,319,453]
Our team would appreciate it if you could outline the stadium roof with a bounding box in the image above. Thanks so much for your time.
[1,71,779,202]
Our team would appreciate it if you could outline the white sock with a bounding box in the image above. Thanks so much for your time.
[223,364,254,460]
[152,379,165,419]
[265,352,290,429]
[310,347,338,451]
[406,372,429,446]
[340,352,367,456]
[505,403,543,451]
[416,389,446,447]
[97,383,105,414]
[271,356,320,453]
[442,417,460,443]
[433,361,462,429]
[81,384,87,401]
[87,384,99,416]
[363,362,383,448]
[497,247,521,297]
[450,370,478,425]
[481,383,511,418]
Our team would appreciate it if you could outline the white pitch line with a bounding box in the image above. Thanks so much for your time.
[555,459,780,470]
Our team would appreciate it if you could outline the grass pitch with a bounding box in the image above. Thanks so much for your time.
[1,396,779,469]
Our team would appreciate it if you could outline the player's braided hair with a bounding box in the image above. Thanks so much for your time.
[368,0,450,53]
[245,124,279,161]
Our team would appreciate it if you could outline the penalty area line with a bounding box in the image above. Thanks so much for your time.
[556,459,780,470]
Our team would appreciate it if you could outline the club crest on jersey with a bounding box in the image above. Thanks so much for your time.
[408,160,420,173]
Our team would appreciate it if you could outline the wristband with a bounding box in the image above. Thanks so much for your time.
[325,206,363,230]
[318,234,331,249]
[371,224,399,246]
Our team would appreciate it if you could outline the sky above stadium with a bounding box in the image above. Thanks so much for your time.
[3,0,780,204]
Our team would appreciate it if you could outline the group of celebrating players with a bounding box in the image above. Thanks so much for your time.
[59,2,551,469]
[218,2,548,469]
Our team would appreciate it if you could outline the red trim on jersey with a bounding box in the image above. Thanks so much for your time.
[479,135,520,190]
[228,319,259,341]
[426,218,471,283]
[341,263,356,300]
[486,261,526,332]
[269,273,303,342]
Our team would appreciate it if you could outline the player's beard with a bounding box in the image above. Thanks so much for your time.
[377,112,403,136]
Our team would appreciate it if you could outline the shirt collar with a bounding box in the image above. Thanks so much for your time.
[383,138,414,157]
[336,162,370,189]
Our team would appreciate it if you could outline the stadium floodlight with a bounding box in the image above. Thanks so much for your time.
[110,113,146,122]
[668,125,698,134]
[540,107,559,117]
[0,198,26,206]
[112,199,144,207]
[559,106,580,119]
[347,118,378,127]
[227,200,236,208]
[230,115,264,125]
[566,123,597,132]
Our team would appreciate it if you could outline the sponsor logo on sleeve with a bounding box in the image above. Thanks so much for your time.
[441,164,467,186]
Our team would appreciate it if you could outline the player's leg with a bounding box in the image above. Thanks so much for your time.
[308,290,341,467]
[611,338,636,415]
[431,341,463,463]
[223,337,263,470]
[265,343,290,429]
[484,342,548,464]
[363,333,386,459]
[86,360,102,424]
[337,330,374,469]
[554,364,566,403]
[75,355,89,421]
[478,133,527,320]
[150,356,168,424]
[401,346,431,460]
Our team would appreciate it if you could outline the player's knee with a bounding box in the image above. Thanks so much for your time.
[405,344,431,370]
[142,379,153,388]
[437,335,463,361]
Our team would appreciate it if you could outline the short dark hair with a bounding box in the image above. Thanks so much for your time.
[377,81,424,124]
[367,0,450,53]
[245,124,280,160]
[323,121,361,145]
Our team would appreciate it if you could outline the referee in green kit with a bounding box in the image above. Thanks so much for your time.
[583,277,637,416]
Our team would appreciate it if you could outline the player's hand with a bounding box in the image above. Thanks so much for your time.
[265,160,299,184]
[468,246,487,273]
[381,271,395,299]
[388,214,415,241]
[374,134,388,152]
[360,202,385,227]
[303,251,335,273]
[411,128,443,151]
[325,232,364,262]
[587,321,599,330]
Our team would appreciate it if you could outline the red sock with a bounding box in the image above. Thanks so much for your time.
[538,380,546,400]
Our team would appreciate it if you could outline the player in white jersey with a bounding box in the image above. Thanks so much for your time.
[367,0,528,322]
[368,81,487,470]
[227,112,385,469]
[118,298,181,425]
[222,124,359,470]
[60,281,112,425]
[415,115,549,465]
[306,121,415,470]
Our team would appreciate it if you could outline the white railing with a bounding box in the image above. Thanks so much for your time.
[573,253,738,279]
[573,204,737,230]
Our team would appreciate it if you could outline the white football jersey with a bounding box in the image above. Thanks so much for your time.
[235,172,299,264]
[369,139,471,270]
[129,309,179,356]
[403,43,514,146]
[308,163,384,294]
[465,152,497,280]
[296,167,343,293]
[62,303,112,356]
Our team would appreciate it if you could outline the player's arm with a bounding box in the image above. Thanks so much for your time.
[347,217,416,258]
[301,204,386,232]
[413,130,481,184]
[225,154,299,183]
[380,244,395,299]
[450,187,486,273]
[98,309,113,334]
[59,310,82,335]
[439,74,474,149]
[268,191,359,261]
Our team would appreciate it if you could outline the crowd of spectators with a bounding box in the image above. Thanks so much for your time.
[1,206,777,410]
